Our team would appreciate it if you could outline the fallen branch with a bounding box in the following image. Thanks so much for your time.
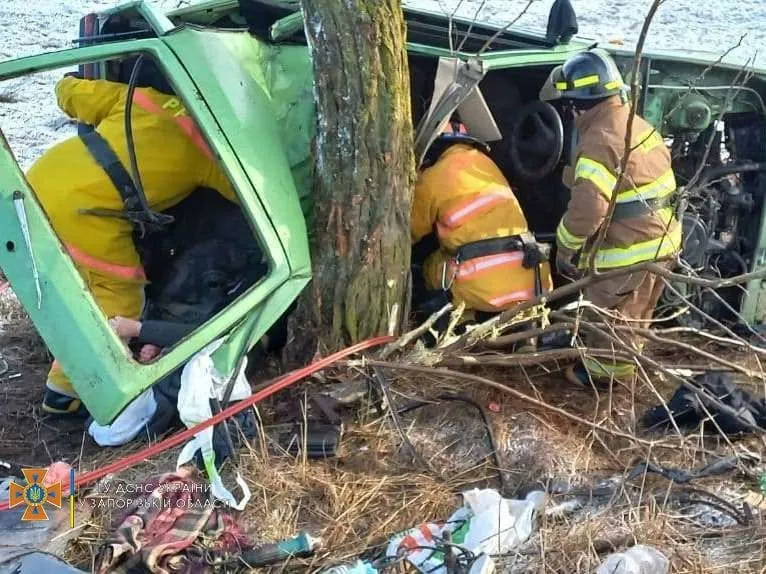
[571,319,766,434]
[438,347,634,368]
[483,322,574,349]
[380,302,453,359]
[447,261,766,351]
[362,360,663,448]
[547,309,766,380]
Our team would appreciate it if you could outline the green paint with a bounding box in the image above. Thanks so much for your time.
[0,31,311,424]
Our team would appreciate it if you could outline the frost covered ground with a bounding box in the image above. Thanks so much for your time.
[0,0,179,169]
[1,0,764,169]
[406,0,766,65]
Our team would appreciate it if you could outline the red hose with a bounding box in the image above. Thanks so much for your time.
[0,335,392,510]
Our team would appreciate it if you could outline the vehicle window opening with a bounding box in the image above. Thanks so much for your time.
[1,55,270,374]
[410,57,571,235]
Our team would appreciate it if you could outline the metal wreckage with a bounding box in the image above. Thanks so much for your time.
[0,0,764,426]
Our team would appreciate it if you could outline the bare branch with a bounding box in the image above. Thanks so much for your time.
[584,0,665,271]
[455,0,488,54]
[447,259,766,351]
[685,59,756,191]
[380,302,453,359]
[476,0,536,56]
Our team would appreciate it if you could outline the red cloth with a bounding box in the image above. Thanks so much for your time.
[94,467,252,574]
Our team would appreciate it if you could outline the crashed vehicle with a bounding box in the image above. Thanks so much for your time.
[0,0,765,424]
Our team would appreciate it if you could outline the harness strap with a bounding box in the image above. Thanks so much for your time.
[453,235,524,262]
[452,233,551,270]
[611,195,673,221]
[79,130,141,214]
[78,130,171,268]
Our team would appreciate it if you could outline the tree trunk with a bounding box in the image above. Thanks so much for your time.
[287,0,415,361]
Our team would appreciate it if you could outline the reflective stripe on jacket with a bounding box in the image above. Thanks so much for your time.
[26,77,237,271]
[412,143,553,311]
[555,96,681,269]
[411,144,531,250]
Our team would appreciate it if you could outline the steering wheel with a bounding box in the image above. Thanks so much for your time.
[507,101,564,183]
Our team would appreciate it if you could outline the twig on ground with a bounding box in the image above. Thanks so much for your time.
[570,319,766,433]
[380,302,453,359]
[362,360,671,449]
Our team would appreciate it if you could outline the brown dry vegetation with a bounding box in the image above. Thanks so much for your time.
[2,292,766,572]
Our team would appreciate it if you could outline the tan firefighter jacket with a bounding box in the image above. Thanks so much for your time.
[555,96,681,269]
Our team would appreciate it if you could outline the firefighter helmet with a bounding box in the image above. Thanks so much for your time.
[541,49,626,102]
[422,119,490,168]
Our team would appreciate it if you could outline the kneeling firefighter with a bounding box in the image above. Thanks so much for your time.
[411,120,553,324]
[26,59,238,415]
[541,48,682,388]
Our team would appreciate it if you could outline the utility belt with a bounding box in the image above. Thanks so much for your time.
[611,195,676,222]
[448,232,551,267]
[441,232,551,292]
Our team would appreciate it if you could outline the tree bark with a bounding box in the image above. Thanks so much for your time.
[288,0,415,361]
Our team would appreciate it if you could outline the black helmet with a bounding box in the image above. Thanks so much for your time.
[422,119,490,167]
[541,48,625,102]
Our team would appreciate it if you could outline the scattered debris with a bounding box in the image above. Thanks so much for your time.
[384,488,545,573]
[643,371,766,435]
[176,340,253,510]
[93,467,254,573]
[595,545,669,574]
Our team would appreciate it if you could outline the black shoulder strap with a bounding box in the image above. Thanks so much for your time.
[79,130,142,213]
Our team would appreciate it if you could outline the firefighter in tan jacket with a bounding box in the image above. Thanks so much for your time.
[541,49,681,388]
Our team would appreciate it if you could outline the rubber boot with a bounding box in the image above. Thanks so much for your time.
[42,388,89,417]
[565,362,610,392]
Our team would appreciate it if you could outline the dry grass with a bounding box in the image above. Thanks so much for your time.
[0,289,48,366]
[2,289,764,572]
[55,357,766,573]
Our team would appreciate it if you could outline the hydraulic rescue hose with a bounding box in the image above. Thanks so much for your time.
[0,335,393,510]
[124,55,150,215]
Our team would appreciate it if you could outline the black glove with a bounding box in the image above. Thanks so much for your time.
[555,250,579,279]
[63,71,83,79]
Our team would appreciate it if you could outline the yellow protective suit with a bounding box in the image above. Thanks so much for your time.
[26,77,238,400]
[411,143,552,313]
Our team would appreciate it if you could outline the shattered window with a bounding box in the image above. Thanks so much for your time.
[0,54,269,370]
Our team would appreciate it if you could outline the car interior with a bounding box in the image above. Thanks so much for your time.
[57,0,766,326]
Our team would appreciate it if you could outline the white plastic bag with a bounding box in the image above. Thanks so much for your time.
[385,488,545,573]
[88,389,157,446]
[176,339,252,510]
[461,488,546,555]
[595,545,669,574]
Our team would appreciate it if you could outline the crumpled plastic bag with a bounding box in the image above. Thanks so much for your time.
[88,389,157,447]
[386,488,546,573]
[595,545,669,574]
[176,339,252,510]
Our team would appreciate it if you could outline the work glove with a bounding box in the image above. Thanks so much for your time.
[555,249,579,279]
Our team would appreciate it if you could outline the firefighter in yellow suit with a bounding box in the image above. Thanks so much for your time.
[26,69,237,415]
[411,121,552,318]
